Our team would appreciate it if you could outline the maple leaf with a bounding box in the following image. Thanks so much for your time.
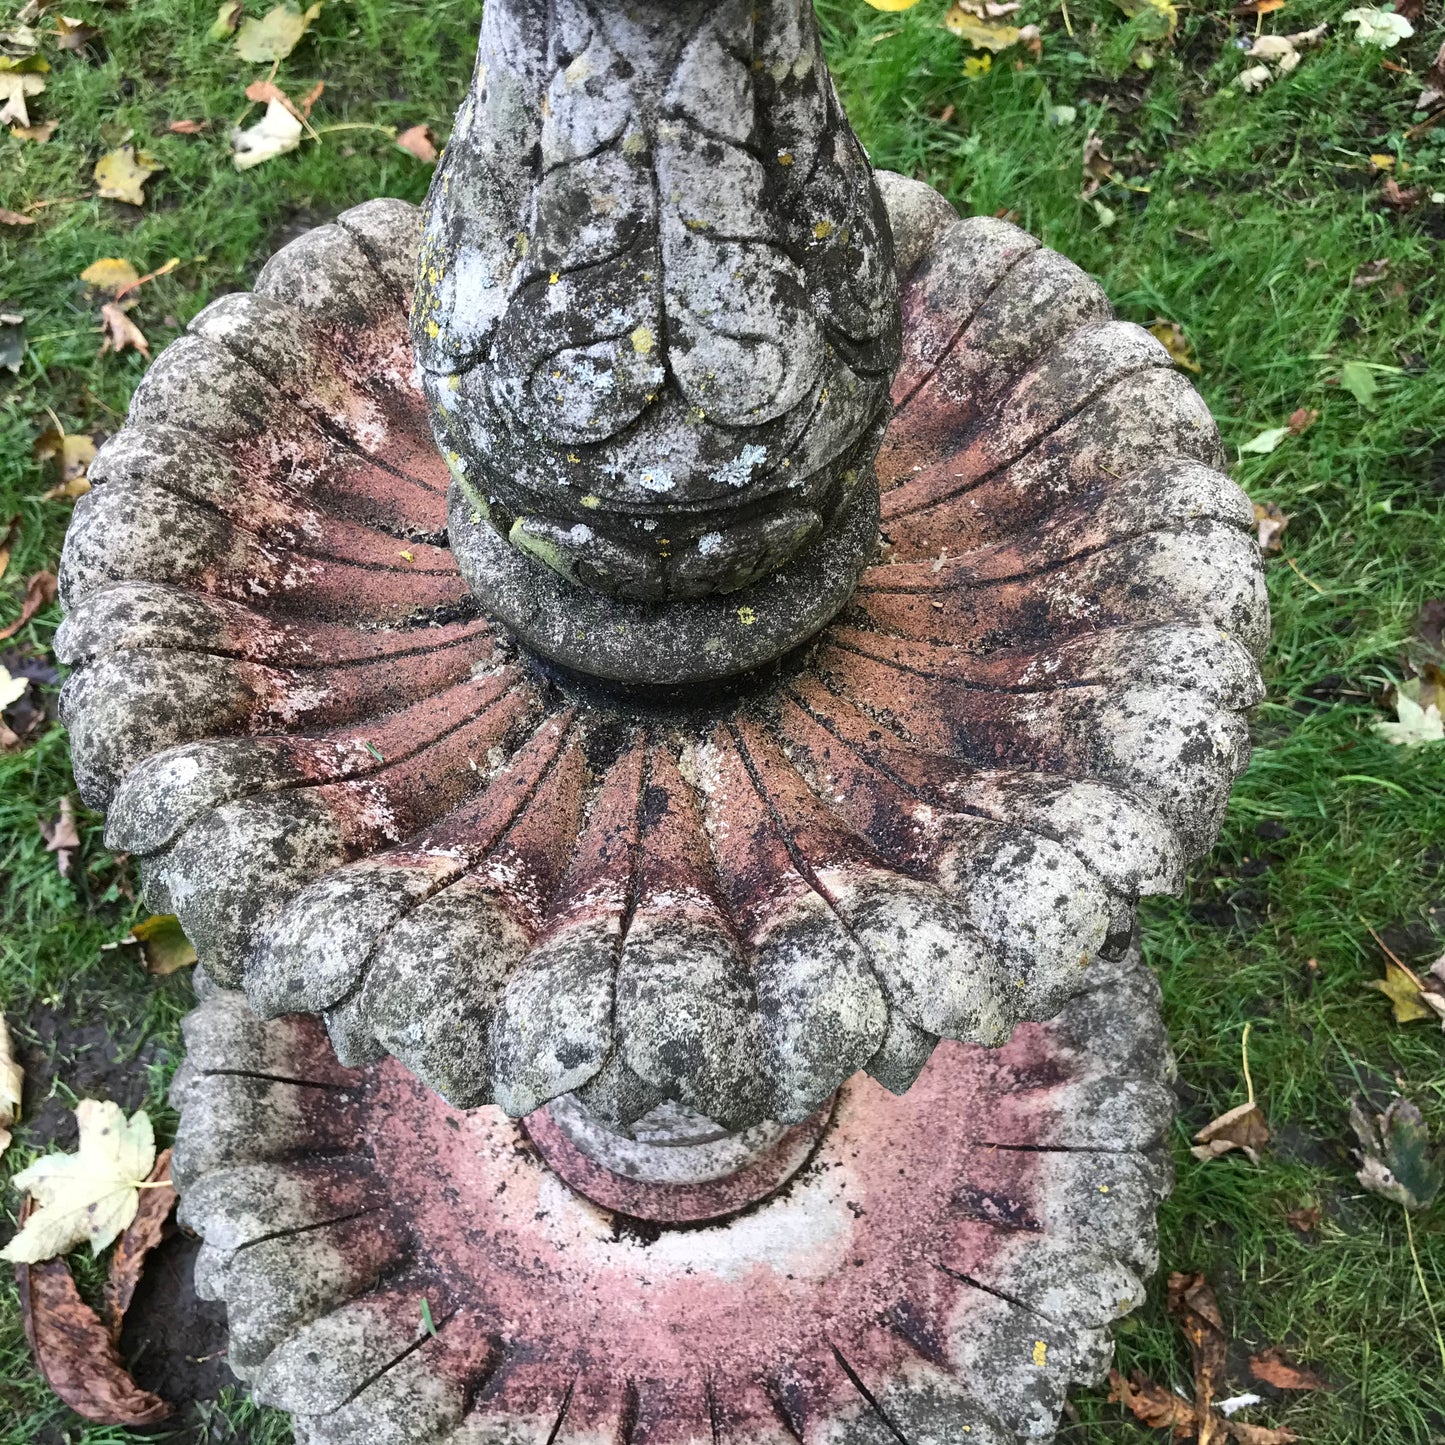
[1373,678,1444,746]
[1,1100,157,1263]
[1350,1096,1443,1211]
[234,1,323,64]
[93,145,162,206]
[0,1012,21,1159]
[98,302,149,358]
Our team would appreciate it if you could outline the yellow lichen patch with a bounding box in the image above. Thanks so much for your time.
[736,606,758,626]
[515,232,529,256]
[813,219,833,240]
[1032,1340,1048,1368]
[630,325,655,355]
[567,454,582,464]
[622,130,647,156]
[563,54,591,85]
[398,550,414,563]
[777,149,794,166]
[426,320,440,339]
[549,271,560,285]
[581,495,600,508]
[447,374,460,391]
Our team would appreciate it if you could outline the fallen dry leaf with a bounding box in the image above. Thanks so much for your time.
[80,256,141,293]
[1149,318,1201,372]
[2,1100,157,1263]
[11,116,55,140]
[1192,1100,1270,1163]
[1366,952,1445,1024]
[1234,0,1287,13]
[1352,257,1389,288]
[14,1197,172,1425]
[0,1012,21,1159]
[1350,1095,1443,1211]
[1081,129,1113,198]
[0,206,34,225]
[1252,501,1289,553]
[943,3,1023,51]
[1286,407,1317,435]
[1373,677,1444,746]
[1284,1204,1321,1233]
[35,428,95,499]
[53,14,97,50]
[235,0,323,64]
[1380,176,1426,212]
[98,301,149,359]
[93,145,162,207]
[39,795,80,877]
[167,117,206,134]
[1226,1425,1298,1445]
[101,1149,175,1340]
[129,913,197,976]
[208,0,243,40]
[232,96,304,170]
[0,55,47,129]
[1248,1348,1330,1392]
[0,513,18,582]
[1107,1368,1195,1431]
[0,569,57,641]
[1168,1272,1228,1435]
[1417,40,1445,110]
[396,122,438,162]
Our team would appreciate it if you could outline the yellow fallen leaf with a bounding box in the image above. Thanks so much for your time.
[1367,957,1438,1022]
[93,145,162,207]
[1149,319,1201,372]
[129,914,197,976]
[944,3,1022,49]
[36,431,96,499]
[10,118,56,141]
[1112,0,1178,38]
[80,257,141,293]
[963,53,993,75]
[0,1100,156,1263]
[0,1013,21,1160]
[864,0,924,8]
[234,1,323,64]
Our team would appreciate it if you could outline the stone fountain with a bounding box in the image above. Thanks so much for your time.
[56,2,1267,1440]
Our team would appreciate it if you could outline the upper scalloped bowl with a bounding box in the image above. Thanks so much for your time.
[56,182,1267,1133]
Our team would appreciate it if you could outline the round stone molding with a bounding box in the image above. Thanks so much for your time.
[171,947,1176,1445]
[57,182,1268,1137]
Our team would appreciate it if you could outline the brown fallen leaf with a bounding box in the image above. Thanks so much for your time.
[1226,1425,1298,1445]
[0,569,58,640]
[129,913,197,976]
[14,1198,172,1425]
[1286,407,1317,435]
[1168,1272,1229,1439]
[1081,128,1113,198]
[1380,176,1426,212]
[396,122,438,162]
[101,1149,175,1340]
[1252,501,1288,554]
[1193,1100,1270,1163]
[1352,258,1389,288]
[167,117,206,134]
[39,795,80,877]
[0,206,34,225]
[11,117,56,141]
[0,513,18,583]
[0,1011,21,1159]
[1234,0,1287,12]
[98,302,149,359]
[1248,1347,1330,1392]
[1417,40,1445,110]
[53,14,97,50]
[1107,1368,1195,1431]
[1284,1204,1321,1233]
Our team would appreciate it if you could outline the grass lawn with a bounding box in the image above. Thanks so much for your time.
[2,0,1443,1441]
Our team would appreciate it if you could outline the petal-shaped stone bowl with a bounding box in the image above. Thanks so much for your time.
[58,179,1266,1135]
[172,947,1173,1445]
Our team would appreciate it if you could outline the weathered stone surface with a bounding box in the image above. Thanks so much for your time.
[172,948,1172,1444]
[58,182,1267,1138]
[412,0,901,671]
